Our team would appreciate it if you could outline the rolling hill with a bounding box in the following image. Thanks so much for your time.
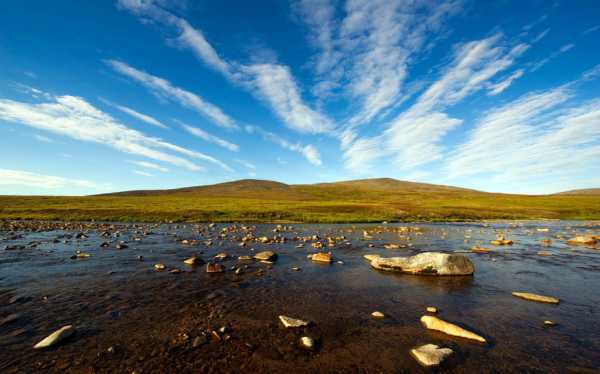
[1,178,599,223]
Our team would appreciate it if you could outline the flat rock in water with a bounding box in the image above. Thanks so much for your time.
[410,344,453,367]
[254,251,277,261]
[567,236,597,245]
[34,325,75,349]
[311,252,332,263]
[512,292,559,304]
[420,316,486,343]
[370,252,474,276]
[279,315,309,328]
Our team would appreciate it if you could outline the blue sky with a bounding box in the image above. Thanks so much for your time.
[0,0,599,195]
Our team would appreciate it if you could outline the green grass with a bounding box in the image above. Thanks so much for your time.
[1,179,599,223]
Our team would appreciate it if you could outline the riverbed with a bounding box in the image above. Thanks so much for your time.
[1,221,599,373]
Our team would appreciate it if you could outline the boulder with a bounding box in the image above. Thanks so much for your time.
[410,344,453,367]
[369,252,474,276]
[420,316,486,343]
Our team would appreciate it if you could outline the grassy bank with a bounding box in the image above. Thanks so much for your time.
[1,179,599,223]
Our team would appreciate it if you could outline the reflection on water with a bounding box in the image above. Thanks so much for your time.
[0,221,599,372]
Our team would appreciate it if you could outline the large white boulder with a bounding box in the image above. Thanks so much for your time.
[369,252,474,276]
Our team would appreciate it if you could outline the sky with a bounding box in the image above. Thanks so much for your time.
[0,0,599,196]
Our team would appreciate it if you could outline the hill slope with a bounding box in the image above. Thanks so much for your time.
[1,178,599,222]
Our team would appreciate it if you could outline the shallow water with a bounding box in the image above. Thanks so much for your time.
[1,221,599,373]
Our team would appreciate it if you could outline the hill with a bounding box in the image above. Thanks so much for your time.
[556,188,600,195]
[0,178,599,223]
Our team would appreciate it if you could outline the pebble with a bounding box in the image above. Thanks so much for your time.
[410,344,453,367]
[34,325,75,349]
[420,315,486,343]
[279,315,309,328]
[154,263,166,271]
[300,336,315,349]
[426,307,438,313]
[544,320,556,326]
[184,256,202,265]
[371,311,385,319]
[254,251,277,261]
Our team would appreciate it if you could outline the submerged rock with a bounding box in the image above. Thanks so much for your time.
[279,315,309,328]
[369,252,474,276]
[410,344,453,367]
[420,315,486,343]
[512,292,559,304]
[34,325,75,349]
[254,251,277,261]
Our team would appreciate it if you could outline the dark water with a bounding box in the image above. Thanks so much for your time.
[1,221,599,373]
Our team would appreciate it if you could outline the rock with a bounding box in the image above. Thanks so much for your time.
[544,320,556,326]
[0,313,18,326]
[410,344,453,367]
[490,234,513,245]
[254,251,277,261]
[206,263,225,273]
[238,255,253,261]
[567,236,597,246]
[471,246,490,253]
[192,335,208,347]
[214,253,228,260]
[363,254,381,262]
[369,252,474,276]
[371,311,385,319]
[34,325,75,349]
[426,307,438,313]
[420,316,486,343]
[311,252,332,263]
[512,292,559,304]
[279,315,309,328]
[154,263,166,271]
[116,244,128,249]
[184,256,203,265]
[300,336,315,349]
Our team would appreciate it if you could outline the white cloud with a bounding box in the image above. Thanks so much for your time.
[117,0,333,135]
[133,169,154,177]
[444,86,600,189]
[583,25,600,35]
[530,43,576,72]
[245,125,322,166]
[0,91,232,172]
[34,134,54,143]
[343,33,528,173]
[242,64,334,133]
[127,160,169,172]
[180,121,239,151]
[0,169,99,190]
[235,159,256,170]
[487,69,524,96]
[105,59,238,130]
[101,98,168,129]
[296,0,461,126]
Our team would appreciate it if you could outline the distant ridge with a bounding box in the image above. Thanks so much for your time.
[556,188,600,195]
[99,178,480,197]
